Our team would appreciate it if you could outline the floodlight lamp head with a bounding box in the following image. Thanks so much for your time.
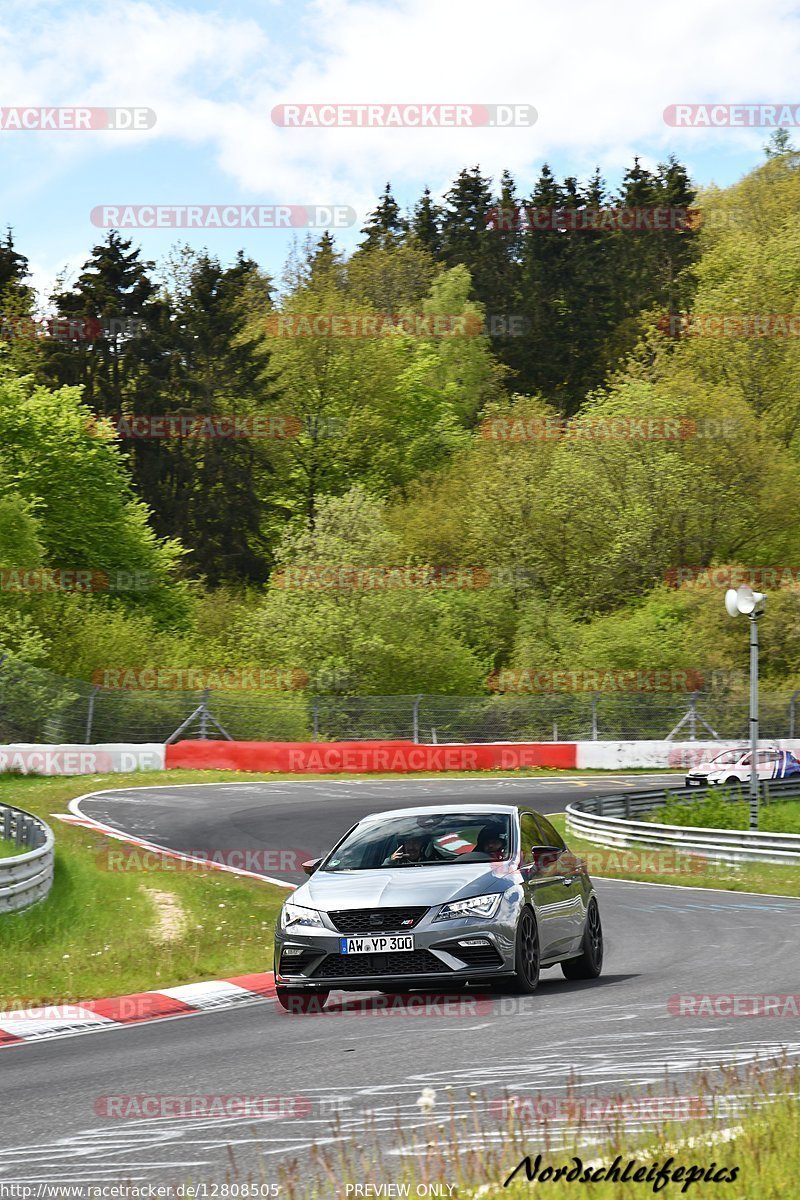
[726,585,767,617]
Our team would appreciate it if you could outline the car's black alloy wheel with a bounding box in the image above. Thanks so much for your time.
[506,907,540,994]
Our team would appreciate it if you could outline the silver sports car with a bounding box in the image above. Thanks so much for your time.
[274,803,603,1011]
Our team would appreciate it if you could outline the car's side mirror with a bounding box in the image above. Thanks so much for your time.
[521,847,560,877]
[302,857,323,876]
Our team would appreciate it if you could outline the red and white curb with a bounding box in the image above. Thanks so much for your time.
[0,971,277,1048]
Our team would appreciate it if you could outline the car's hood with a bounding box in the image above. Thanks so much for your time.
[294,863,510,911]
[688,761,730,774]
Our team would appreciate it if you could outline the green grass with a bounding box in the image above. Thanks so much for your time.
[0,770,296,1008]
[653,790,800,834]
[0,838,25,859]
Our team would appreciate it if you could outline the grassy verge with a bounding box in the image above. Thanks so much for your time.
[0,770,298,1007]
[0,838,25,858]
[551,812,800,897]
[653,790,800,834]
[278,1058,799,1199]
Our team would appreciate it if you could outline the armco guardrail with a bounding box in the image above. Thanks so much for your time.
[0,804,55,912]
[566,778,800,865]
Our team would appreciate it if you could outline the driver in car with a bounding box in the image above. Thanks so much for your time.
[385,834,429,864]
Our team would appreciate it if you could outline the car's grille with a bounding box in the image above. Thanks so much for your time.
[312,950,450,978]
[436,940,504,968]
[279,948,322,973]
[327,907,429,934]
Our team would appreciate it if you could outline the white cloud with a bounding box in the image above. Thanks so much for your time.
[1,0,798,230]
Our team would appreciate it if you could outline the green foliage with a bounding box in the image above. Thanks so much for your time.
[229,488,488,694]
[2,151,800,695]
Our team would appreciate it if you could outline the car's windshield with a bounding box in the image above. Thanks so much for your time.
[709,750,745,766]
[322,813,514,871]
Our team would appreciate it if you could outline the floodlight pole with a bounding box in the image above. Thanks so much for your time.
[748,613,760,831]
[725,585,766,830]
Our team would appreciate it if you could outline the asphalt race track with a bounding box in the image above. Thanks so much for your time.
[2,775,799,1189]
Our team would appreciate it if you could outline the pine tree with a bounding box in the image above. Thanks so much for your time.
[359,183,409,251]
[40,232,170,416]
[410,188,443,257]
[144,250,278,584]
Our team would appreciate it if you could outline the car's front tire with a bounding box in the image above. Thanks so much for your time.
[561,900,603,980]
[500,906,540,994]
[276,987,329,1013]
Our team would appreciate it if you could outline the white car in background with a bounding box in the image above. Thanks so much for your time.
[685,746,800,788]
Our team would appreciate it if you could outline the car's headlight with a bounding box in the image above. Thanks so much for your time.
[280,902,326,931]
[434,893,503,922]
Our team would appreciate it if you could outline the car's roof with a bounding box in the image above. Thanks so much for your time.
[710,746,778,754]
[362,803,521,822]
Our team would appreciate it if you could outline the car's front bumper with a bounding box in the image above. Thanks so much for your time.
[685,775,708,786]
[274,916,517,990]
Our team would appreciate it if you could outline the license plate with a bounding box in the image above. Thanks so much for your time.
[339,935,415,954]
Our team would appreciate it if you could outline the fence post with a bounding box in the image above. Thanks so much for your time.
[412,695,422,745]
[553,720,558,742]
[312,697,319,742]
[199,688,210,739]
[591,693,599,741]
[688,693,697,740]
[790,690,800,739]
[85,685,100,744]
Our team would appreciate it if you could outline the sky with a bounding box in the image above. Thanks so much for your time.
[0,0,798,308]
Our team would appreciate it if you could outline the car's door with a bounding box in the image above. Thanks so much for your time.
[533,811,586,951]
[756,749,781,780]
[519,811,576,958]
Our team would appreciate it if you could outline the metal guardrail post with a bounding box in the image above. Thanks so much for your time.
[85,684,100,744]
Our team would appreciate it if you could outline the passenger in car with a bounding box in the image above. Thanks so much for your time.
[472,827,507,860]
